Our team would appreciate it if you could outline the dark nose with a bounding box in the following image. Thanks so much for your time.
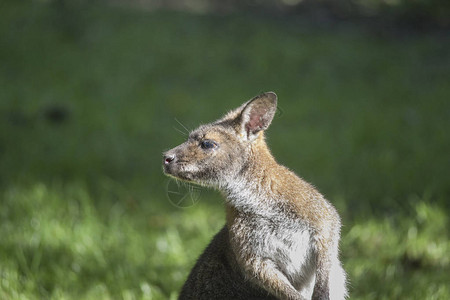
[164,153,175,165]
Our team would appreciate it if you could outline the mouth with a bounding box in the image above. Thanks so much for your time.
[165,172,197,185]
[163,164,177,178]
[163,163,193,181]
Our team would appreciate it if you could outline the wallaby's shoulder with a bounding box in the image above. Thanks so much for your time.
[226,131,337,226]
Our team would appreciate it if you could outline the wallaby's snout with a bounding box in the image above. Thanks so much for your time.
[162,146,184,178]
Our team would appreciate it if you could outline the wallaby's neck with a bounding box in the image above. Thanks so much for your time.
[222,135,286,214]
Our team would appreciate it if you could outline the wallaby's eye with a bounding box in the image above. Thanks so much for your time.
[200,140,217,150]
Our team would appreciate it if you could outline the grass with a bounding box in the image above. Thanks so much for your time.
[0,1,449,299]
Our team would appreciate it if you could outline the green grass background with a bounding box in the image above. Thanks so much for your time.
[1,1,449,299]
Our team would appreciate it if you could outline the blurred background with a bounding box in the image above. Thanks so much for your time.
[1,0,449,299]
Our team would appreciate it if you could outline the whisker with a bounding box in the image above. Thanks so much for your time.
[174,117,191,135]
[167,191,183,195]
[165,178,202,208]
[177,193,189,205]
[173,126,188,136]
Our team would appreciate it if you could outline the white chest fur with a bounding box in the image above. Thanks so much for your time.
[230,213,317,297]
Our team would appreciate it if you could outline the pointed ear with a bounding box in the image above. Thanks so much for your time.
[239,92,277,141]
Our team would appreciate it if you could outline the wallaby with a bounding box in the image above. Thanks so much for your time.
[163,92,347,300]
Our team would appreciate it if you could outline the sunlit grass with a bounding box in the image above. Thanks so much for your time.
[1,183,448,299]
[0,182,224,299]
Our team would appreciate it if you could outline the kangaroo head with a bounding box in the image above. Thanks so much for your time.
[163,92,277,187]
